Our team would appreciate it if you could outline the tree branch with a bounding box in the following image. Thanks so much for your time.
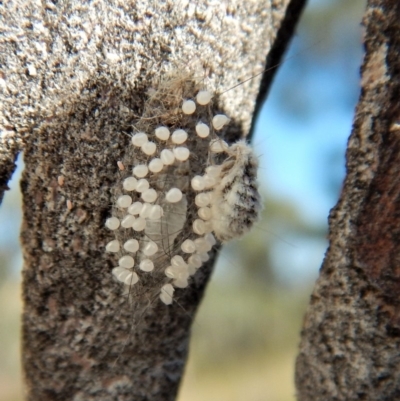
[1,1,305,399]
[296,1,400,399]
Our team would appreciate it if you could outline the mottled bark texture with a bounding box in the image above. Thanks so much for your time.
[296,1,400,400]
[0,1,305,400]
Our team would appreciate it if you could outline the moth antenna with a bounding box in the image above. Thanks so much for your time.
[218,40,323,96]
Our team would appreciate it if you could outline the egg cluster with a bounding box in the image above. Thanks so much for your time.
[105,83,261,305]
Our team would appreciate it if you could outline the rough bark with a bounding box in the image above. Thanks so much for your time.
[0,1,305,400]
[296,1,400,400]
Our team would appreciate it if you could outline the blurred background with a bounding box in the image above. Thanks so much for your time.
[0,0,365,400]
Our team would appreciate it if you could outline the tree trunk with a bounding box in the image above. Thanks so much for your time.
[0,1,305,400]
[296,1,400,400]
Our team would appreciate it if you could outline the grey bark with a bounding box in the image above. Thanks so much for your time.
[0,1,305,400]
[296,1,400,400]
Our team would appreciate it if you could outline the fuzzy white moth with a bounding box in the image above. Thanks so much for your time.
[209,141,261,242]
[104,72,261,305]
